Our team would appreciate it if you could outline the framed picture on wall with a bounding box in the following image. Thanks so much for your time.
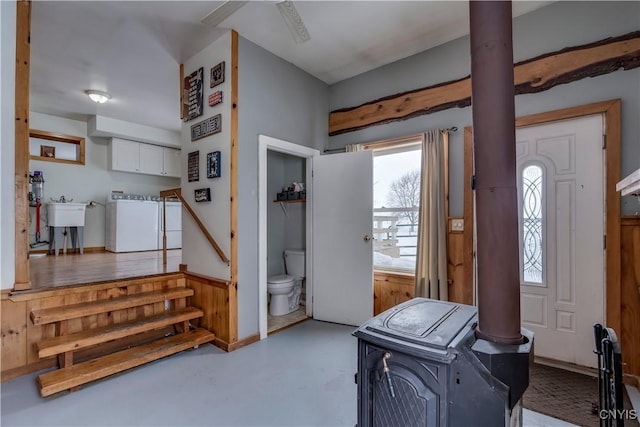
[188,150,199,182]
[194,188,211,202]
[183,67,204,122]
[210,61,225,88]
[207,151,221,178]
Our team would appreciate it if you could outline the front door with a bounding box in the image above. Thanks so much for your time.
[313,150,374,326]
[516,115,605,368]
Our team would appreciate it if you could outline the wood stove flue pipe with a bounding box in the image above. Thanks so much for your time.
[470,0,524,345]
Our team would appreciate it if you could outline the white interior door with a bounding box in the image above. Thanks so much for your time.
[313,150,373,326]
[516,115,604,368]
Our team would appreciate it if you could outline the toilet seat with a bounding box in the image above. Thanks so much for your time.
[268,274,294,284]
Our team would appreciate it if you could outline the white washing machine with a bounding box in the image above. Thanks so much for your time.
[158,200,182,249]
[106,194,159,252]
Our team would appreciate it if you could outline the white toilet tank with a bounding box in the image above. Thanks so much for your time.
[284,249,305,278]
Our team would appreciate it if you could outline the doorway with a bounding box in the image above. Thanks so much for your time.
[463,99,622,369]
[258,135,318,339]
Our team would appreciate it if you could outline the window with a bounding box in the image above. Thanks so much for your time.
[521,164,544,284]
[366,136,423,273]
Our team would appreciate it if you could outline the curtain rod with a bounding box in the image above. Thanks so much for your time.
[323,127,458,153]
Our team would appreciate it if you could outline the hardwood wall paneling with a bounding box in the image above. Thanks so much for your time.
[621,218,640,377]
[447,231,468,304]
[1,298,28,371]
[185,275,231,344]
[373,272,414,315]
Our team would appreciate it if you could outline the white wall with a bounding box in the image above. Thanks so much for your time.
[180,32,232,280]
[1,1,16,289]
[237,36,328,338]
[329,1,640,216]
[29,112,180,249]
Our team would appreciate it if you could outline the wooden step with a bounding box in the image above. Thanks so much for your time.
[38,328,215,397]
[36,307,204,358]
[30,288,194,325]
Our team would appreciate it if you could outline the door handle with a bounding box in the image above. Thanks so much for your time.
[364,234,372,242]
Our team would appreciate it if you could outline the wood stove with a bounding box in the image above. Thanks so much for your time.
[354,298,533,427]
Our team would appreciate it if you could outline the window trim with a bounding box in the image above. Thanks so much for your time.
[368,133,424,274]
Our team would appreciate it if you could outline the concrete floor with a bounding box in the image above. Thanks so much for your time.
[1,320,575,426]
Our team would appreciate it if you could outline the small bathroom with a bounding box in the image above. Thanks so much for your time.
[266,150,308,333]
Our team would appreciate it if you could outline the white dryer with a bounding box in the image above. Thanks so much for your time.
[106,194,159,252]
[158,200,182,249]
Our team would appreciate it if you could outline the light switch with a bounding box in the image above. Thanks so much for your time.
[451,218,464,232]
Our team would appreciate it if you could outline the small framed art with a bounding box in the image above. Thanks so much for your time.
[210,61,225,88]
[207,151,221,178]
[194,188,211,203]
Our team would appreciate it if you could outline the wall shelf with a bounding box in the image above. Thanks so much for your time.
[273,199,306,216]
[272,199,306,203]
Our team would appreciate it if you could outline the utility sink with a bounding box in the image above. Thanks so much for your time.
[47,202,86,227]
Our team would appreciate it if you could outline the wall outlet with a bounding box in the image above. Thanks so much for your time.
[451,218,464,232]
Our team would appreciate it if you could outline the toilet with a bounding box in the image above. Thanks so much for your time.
[267,249,305,316]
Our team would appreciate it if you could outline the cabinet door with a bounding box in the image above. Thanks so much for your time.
[139,143,164,176]
[111,139,140,173]
[163,147,181,178]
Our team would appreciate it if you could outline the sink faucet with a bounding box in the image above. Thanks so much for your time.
[59,195,66,203]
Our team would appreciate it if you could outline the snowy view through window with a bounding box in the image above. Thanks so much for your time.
[373,146,421,272]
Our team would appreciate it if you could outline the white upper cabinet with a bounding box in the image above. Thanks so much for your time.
[111,138,140,173]
[163,147,181,178]
[110,138,180,178]
[139,143,164,176]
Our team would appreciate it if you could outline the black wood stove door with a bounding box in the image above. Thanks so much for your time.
[361,346,445,427]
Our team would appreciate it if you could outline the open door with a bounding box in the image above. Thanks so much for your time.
[313,151,373,326]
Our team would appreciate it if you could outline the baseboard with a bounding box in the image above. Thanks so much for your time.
[534,356,598,377]
[1,358,57,382]
[624,373,640,388]
[212,333,260,352]
[29,246,105,255]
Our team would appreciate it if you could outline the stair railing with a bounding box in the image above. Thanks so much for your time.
[160,188,230,265]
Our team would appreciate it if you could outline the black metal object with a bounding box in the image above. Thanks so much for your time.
[470,0,523,346]
[354,299,533,427]
[593,324,624,427]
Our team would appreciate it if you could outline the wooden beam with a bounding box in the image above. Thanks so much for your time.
[329,31,640,136]
[229,30,239,344]
[14,0,32,291]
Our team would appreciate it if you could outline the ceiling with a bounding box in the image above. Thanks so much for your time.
[29,1,552,132]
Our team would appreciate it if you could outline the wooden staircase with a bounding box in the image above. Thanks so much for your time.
[30,285,214,397]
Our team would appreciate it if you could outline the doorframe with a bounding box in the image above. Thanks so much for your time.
[463,99,622,333]
[258,135,319,340]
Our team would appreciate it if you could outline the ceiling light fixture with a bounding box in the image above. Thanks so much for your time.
[85,90,111,104]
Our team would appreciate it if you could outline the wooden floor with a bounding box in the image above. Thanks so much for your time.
[267,306,308,334]
[28,250,182,290]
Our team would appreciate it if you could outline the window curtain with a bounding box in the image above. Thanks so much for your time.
[415,129,448,300]
[345,144,363,152]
